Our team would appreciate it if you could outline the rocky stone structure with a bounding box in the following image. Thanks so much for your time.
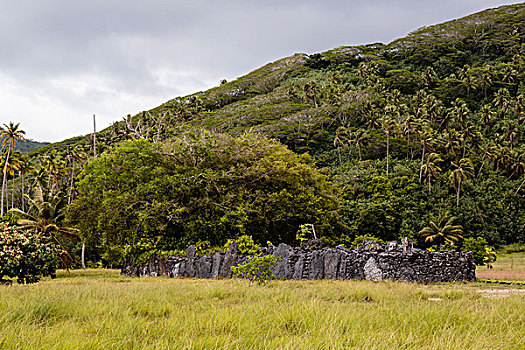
[121,241,476,282]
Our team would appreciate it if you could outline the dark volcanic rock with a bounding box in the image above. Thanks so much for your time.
[122,241,476,283]
[218,241,238,278]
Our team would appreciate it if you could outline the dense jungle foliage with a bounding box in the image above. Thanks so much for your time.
[1,3,524,268]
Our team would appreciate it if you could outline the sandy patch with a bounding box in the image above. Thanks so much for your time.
[476,289,525,298]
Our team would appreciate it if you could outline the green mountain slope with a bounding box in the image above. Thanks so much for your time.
[27,3,525,249]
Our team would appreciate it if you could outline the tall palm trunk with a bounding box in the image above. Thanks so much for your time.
[516,177,525,194]
[21,173,25,212]
[477,159,486,179]
[1,148,10,217]
[407,131,410,160]
[419,145,426,182]
[81,114,97,270]
[4,178,8,211]
[81,239,86,270]
[11,175,15,210]
[386,132,390,176]
[456,177,461,206]
[68,160,75,205]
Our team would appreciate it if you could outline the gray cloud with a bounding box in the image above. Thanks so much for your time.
[0,0,520,141]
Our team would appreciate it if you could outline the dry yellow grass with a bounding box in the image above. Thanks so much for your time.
[0,269,524,349]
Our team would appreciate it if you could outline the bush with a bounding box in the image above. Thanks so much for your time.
[224,235,261,255]
[460,237,497,266]
[0,224,62,284]
[231,255,280,285]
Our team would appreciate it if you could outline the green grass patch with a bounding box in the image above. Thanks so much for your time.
[0,270,523,349]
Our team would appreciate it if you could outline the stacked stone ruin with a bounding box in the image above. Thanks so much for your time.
[121,240,476,282]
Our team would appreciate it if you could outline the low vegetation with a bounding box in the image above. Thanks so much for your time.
[0,270,524,349]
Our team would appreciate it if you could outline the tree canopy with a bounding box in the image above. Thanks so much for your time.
[68,131,337,259]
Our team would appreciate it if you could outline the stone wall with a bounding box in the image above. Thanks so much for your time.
[121,241,476,282]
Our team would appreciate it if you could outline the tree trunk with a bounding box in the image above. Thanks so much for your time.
[358,144,362,161]
[419,145,425,183]
[477,159,486,179]
[407,131,410,160]
[386,132,390,176]
[68,161,75,205]
[456,178,461,206]
[11,175,15,210]
[5,178,8,211]
[81,240,86,270]
[1,148,11,217]
[516,177,525,194]
[21,173,25,212]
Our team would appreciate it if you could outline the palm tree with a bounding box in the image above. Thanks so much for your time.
[450,99,470,129]
[441,129,460,158]
[31,166,48,190]
[42,151,66,190]
[459,67,478,97]
[424,94,444,127]
[478,104,496,136]
[515,94,524,122]
[8,186,77,264]
[1,122,26,217]
[501,65,517,84]
[479,68,492,99]
[477,143,497,178]
[419,213,464,249]
[348,128,369,161]
[493,88,510,115]
[421,66,438,89]
[382,107,397,176]
[418,126,436,182]
[362,101,381,130]
[66,146,85,205]
[449,158,474,206]
[508,150,525,180]
[17,155,33,212]
[421,152,443,192]
[6,151,22,210]
[493,145,512,172]
[333,126,348,163]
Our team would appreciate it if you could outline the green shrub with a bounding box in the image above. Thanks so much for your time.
[460,237,497,266]
[0,224,62,284]
[348,235,386,249]
[224,235,261,255]
[231,255,280,285]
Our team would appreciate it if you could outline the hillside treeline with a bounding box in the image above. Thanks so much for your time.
[1,3,524,269]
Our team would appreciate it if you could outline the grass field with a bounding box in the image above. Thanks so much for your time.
[476,252,525,281]
[0,270,524,349]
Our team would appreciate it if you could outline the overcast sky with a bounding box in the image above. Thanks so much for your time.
[0,0,522,142]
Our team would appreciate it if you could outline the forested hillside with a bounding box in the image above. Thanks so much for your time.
[2,3,524,268]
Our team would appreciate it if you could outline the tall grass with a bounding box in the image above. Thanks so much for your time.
[0,270,523,349]
[476,251,525,281]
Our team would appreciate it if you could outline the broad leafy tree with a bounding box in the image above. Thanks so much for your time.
[69,131,338,262]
